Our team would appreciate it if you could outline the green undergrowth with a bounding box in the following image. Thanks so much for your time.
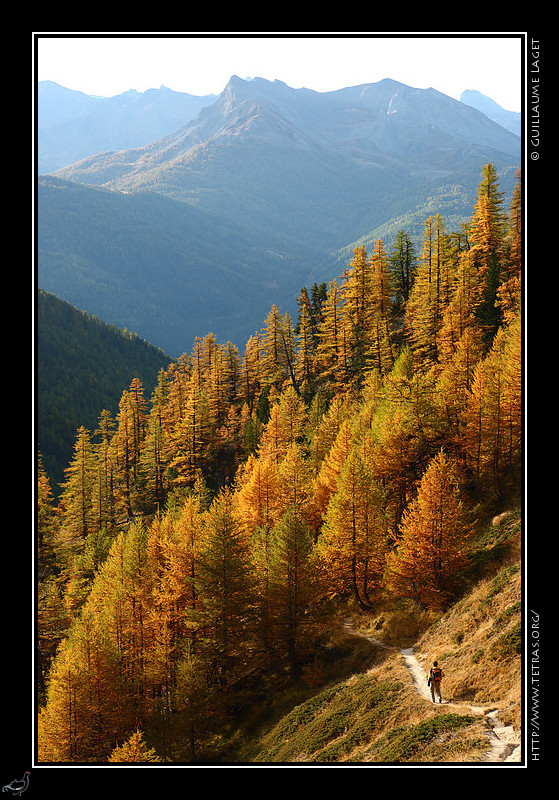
[252,673,403,763]
[366,713,477,763]
[248,670,484,764]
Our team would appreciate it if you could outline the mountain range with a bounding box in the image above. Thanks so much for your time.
[37,76,521,357]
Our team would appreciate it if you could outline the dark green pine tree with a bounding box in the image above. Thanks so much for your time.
[37,452,59,578]
[341,244,371,380]
[310,282,328,342]
[295,288,316,398]
[268,507,315,675]
[92,409,116,534]
[469,163,507,349]
[389,229,417,309]
[195,491,256,696]
[58,426,96,561]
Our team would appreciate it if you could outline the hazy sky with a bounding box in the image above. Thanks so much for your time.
[35,33,524,112]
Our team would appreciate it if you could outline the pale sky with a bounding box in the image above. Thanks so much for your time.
[34,33,524,113]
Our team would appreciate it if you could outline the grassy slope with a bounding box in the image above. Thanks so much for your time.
[233,509,521,764]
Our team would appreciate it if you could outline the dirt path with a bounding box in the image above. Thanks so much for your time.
[344,620,522,763]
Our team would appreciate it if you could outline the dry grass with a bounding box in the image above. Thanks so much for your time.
[360,606,439,649]
[414,509,522,729]
[354,651,489,763]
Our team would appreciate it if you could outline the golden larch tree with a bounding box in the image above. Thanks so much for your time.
[309,418,354,534]
[317,450,388,611]
[386,449,473,609]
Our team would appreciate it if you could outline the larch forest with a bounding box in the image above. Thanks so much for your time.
[36,163,522,764]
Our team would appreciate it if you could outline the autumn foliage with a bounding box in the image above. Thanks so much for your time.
[37,164,522,762]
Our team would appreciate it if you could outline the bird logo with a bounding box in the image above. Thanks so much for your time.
[2,773,30,797]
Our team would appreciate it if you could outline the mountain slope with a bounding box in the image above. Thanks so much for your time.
[37,175,328,354]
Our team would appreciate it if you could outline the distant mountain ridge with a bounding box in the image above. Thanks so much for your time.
[52,77,520,245]
[53,76,520,177]
[38,81,217,173]
[460,89,521,137]
[38,76,521,356]
[50,76,520,251]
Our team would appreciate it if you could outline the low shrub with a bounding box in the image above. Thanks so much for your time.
[368,713,477,763]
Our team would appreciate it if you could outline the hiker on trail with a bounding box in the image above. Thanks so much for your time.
[428,661,444,703]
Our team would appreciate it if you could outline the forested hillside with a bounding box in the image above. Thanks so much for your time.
[37,175,325,355]
[37,163,522,764]
[37,289,171,490]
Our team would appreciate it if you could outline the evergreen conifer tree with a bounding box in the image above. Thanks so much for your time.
[195,491,256,693]
[389,229,417,307]
[268,507,315,674]
[58,426,96,560]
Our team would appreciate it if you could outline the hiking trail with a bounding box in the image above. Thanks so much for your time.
[343,620,522,763]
